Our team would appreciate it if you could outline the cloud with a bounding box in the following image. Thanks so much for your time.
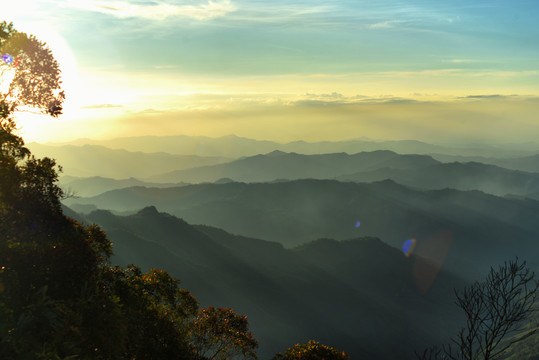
[305,92,344,99]
[294,100,345,108]
[366,20,401,29]
[225,3,336,25]
[69,0,236,20]
[446,59,477,64]
[444,59,480,64]
[294,96,419,108]
[459,95,506,100]
[81,104,124,109]
[105,94,539,145]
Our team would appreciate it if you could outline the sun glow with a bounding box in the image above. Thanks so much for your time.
[4,21,87,142]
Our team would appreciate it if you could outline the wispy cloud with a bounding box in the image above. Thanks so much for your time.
[366,20,402,29]
[222,3,337,26]
[295,95,418,107]
[68,0,236,20]
[444,59,480,64]
[458,94,507,100]
[305,92,344,99]
[81,103,124,109]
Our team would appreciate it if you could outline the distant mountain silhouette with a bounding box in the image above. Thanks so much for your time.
[142,151,539,197]
[148,150,439,183]
[432,153,539,173]
[339,161,539,196]
[27,143,229,178]
[74,206,464,360]
[50,134,539,158]
[60,176,188,197]
[65,179,539,278]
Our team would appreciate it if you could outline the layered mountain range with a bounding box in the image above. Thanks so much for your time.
[65,179,539,279]
[51,134,539,359]
[68,205,464,359]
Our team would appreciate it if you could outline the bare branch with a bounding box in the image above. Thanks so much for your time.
[417,258,538,360]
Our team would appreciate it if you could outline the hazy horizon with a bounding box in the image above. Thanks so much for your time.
[3,3,539,359]
[29,130,539,151]
[4,0,539,144]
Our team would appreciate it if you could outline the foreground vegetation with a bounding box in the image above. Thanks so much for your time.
[1,20,536,360]
[0,21,350,360]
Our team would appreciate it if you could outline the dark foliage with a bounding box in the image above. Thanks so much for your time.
[273,340,349,360]
[0,21,259,360]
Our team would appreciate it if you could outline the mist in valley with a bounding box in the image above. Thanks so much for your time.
[56,134,539,359]
[3,0,539,358]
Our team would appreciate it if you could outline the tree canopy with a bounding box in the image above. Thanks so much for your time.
[1,21,64,117]
[273,340,350,360]
[0,21,259,360]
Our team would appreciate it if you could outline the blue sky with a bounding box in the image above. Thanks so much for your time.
[54,0,539,74]
[3,0,539,142]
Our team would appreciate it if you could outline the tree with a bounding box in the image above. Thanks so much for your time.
[1,21,65,117]
[0,22,259,360]
[97,265,200,359]
[0,22,90,358]
[189,306,258,360]
[273,340,350,360]
[417,258,538,360]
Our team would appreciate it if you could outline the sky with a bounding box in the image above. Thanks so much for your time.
[2,0,539,143]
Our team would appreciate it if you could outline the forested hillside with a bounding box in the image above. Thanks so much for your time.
[0,23,261,360]
[74,205,464,359]
[2,18,538,360]
[66,179,539,278]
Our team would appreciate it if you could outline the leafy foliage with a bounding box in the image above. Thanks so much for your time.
[0,21,261,360]
[0,21,64,117]
[273,340,350,360]
[190,306,258,360]
[94,265,199,359]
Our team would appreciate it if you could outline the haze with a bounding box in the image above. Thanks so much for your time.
[4,0,539,144]
[3,3,539,358]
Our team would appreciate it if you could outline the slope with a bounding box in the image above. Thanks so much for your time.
[65,180,539,278]
[432,153,539,173]
[148,150,438,183]
[77,206,464,360]
[339,161,539,196]
[59,176,187,198]
[27,143,230,178]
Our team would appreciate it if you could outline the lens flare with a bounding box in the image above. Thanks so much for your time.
[355,220,361,228]
[2,53,14,64]
[402,238,417,257]
[413,230,454,294]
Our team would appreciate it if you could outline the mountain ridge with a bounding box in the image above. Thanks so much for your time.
[64,179,539,278]
[45,134,539,158]
[27,142,230,178]
[147,150,440,183]
[72,205,464,360]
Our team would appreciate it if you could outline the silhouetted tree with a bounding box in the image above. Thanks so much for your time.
[417,258,538,360]
[97,265,199,359]
[0,21,84,358]
[273,340,349,360]
[0,21,64,117]
[0,21,259,360]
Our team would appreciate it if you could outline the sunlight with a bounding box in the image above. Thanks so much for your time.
[5,21,86,142]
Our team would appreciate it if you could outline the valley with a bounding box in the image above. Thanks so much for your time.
[54,134,539,359]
